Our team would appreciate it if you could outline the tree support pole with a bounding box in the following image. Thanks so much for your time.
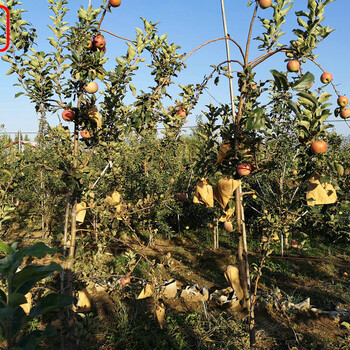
[220,1,254,347]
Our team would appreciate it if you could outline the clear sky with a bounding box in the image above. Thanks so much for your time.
[0,0,349,137]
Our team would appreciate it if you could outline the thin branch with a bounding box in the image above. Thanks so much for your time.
[244,2,259,67]
[306,57,340,96]
[250,48,287,69]
[100,28,136,44]
[181,37,245,64]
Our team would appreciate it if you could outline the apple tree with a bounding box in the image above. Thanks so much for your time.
[188,0,349,347]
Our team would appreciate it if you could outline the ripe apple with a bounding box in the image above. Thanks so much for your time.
[291,240,298,248]
[310,140,327,154]
[93,35,106,49]
[223,221,234,232]
[340,108,350,119]
[320,72,332,84]
[259,0,272,9]
[178,109,186,118]
[176,193,187,202]
[237,163,252,176]
[287,59,300,72]
[62,109,75,122]
[121,276,130,285]
[84,82,98,94]
[109,0,121,7]
[292,169,298,175]
[80,129,93,139]
[337,96,349,108]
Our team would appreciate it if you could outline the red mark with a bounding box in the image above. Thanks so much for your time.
[0,5,10,52]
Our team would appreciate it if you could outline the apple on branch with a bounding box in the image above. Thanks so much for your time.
[237,163,252,176]
[337,96,349,108]
[320,72,332,84]
[259,0,272,9]
[287,59,300,73]
[109,0,121,7]
[84,82,98,94]
[62,109,75,122]
[93,35,106,50]
[340,108,350,119]
[310,140,327,154]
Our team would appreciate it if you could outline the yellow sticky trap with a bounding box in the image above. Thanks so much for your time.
[306,173,337,206]
[193,178,214,207]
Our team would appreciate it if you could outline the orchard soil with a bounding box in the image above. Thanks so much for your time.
[2,229,350,350]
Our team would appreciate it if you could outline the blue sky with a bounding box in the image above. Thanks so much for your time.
[0,0,349,137]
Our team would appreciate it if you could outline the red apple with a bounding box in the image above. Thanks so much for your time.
[237,163,252,176]
[93,35,106,49]
[80,129,93,139]
[337,96,349,108]
[109,0,121,7]
[121,276,130,285]
[340,108,350,119]
[259,0,272,9]
[84,82,98,94]
[223,221,234,233]
[176,193,187,202]
[287,60,300,72]
[178,109,186,118]
[320,72,332,84]
[291,240,298,248]
[62,109,75,122]
[310,140,327,154]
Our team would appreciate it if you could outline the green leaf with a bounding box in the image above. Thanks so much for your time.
[9,292,26,308]
[319,175,331,184]
[288,101,301,117]
[12,262,62,294]
[0,241,11,254]
[17,325,57,350]
[270,69,288,91]
[298,92,318,107]
[18,242,57,259]
[292,72,314,91]
[29,293,73,318]
[15,92,24,98]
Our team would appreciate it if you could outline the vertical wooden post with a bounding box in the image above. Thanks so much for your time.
[220,0,254,347]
